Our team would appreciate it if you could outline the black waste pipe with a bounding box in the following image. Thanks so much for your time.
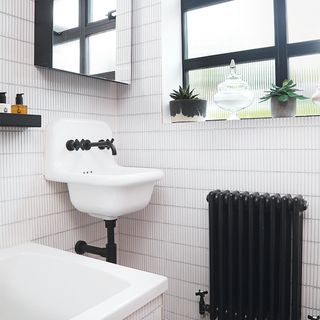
[75,219,117,263]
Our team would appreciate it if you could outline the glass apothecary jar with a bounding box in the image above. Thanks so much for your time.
[214,60,254,120]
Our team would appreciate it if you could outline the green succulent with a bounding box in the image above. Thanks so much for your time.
[170,85,199,100]
[260,80,308,103]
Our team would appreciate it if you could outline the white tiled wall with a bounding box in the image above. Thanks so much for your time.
[0,0,118,251]
[2,1,320,320]
[117,1,320,320]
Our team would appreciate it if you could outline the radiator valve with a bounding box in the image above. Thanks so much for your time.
[195,290,211,315]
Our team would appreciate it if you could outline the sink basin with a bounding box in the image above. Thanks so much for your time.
[67,166,162,219]
[45,119,163,220]
[0,243,168,320]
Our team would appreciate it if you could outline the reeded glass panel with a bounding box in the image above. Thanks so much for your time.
[87,30,116,75]
[53,40,80,73]
[53,0,79,32]
[186,0,274,59]
[287,0,320,43]
[289,54,320,116]
[88,0,117,23]
[188,60,276,120]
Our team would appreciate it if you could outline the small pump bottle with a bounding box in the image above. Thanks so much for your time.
[11,93,28,114]
[0,92,11,113]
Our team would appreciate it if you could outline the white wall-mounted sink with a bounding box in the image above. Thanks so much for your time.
[45,119,163,220]
[0,243,168,320]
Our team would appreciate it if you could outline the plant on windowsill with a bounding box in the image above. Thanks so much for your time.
[169,86,207,122]
[260,80,308,118]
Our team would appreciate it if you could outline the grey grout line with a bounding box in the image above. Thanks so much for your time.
[117,147,320,151]
[116,122,320,133]
[0,209,80,228]
[119,248,208,269]
[0,33,33,45]
[32,221,103,242]
[0,191,69,204]
[0,10,34,23]
[120,216,207,231]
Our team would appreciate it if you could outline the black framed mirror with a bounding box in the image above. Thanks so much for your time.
[34,0,132,84]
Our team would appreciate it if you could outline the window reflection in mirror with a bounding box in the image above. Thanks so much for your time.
[52,0,116,80]
[53,39,80,74]
[87,30,116,77]
[53,0,79,33]
[88,0,117,23]
[35,0,131,84]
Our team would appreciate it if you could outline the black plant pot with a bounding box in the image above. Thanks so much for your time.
[169,99,207,122]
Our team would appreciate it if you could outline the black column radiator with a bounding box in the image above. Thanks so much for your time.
[200,190,307,320]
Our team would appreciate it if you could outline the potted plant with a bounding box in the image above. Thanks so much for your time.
[169,86,207,122]
[260,80,308,118]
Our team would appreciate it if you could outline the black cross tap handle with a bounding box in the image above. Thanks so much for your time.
[195,290,210,315]
[195,290,208,298]
[66,139,81,151]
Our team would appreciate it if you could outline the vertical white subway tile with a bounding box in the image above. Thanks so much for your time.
[117,0,320,319]
[0,0,117,254]
[2,0,320,318]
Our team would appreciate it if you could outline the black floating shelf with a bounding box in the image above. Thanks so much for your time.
[0,113,42,128]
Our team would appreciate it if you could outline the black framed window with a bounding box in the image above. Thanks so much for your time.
[181,0,320,120]
[53,0,116,79]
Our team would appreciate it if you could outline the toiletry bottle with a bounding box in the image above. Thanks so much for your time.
[11,93,28,114]
[0,92,10,113]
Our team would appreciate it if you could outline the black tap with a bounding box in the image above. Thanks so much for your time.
[195,290,210,315]
[83,138,117,155]
[66,138,117,155]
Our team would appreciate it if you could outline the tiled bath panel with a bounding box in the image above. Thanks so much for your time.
[124,296,163,320]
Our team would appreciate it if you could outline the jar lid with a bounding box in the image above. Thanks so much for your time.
[217,60,250,93]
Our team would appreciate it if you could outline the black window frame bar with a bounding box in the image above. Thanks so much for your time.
[35,0,116,77]
[181,0,320,87]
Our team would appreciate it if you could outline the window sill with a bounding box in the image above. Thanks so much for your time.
[165,114,320,127]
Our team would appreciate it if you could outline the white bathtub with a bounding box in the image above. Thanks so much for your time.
[0,243,168,320]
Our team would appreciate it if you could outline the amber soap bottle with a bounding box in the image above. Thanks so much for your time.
[11,93,28,114]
